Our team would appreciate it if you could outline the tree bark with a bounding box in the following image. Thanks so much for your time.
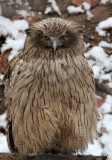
[0,153,107,160]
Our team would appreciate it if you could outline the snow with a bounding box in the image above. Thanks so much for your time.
[84,139,102,156]
[15,0,22,5]
[0,113,7,128]
[82,2,94,21]
[48,0,61,15]
[17,10,35,18]
[0,16,28,60]
[85,46,112,83]
[17,10,29,18]
[96,17,112,36]
[1,36,26,52]
[0,113,9,153]
[67,2,93,20]
[97,95,112,160]
[82,2,91,10]
[67,5,84,14]
[100,0,110,4]
[84,42,90,50]
[0,16,28,38]
[98,95,112,114]
[107,82,112,88]
[101,133,112,159]
[99,41,112,49]
[86,10,94,21]
[0,74,4,81]
[0,134,10,153]
[1,35,26,61]
[44,7,52,14]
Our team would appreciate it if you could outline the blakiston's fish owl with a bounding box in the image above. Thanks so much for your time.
[4,18,97,155]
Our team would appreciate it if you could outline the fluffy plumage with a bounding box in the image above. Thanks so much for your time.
[4,18,97,155]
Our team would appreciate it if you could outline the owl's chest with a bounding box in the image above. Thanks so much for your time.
[11,59,79,104]
[12,58,77,87]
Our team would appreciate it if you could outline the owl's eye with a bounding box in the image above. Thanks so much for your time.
[59,34,68,40]
[41,35,49,40]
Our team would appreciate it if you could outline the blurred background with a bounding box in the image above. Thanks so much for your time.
[0,0,112,159]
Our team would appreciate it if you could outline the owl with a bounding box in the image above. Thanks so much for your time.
[4,18,97,155]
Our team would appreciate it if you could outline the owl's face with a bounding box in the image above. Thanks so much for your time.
[25,18,84,56]
[26,28,77,52]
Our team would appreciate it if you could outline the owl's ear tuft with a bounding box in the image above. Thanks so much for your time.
[76,25,85,35]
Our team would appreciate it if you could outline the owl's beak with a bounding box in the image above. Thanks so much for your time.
[52,40,57,52]
[51,39,59,52]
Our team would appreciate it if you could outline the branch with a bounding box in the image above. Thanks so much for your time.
[95,79,112,95]
[0,153,107,160]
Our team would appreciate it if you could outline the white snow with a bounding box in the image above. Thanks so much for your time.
[17,10,29,18]
[98,95,112,114]
[1,35,26,61]
[1,36,26,53]
[86,10,94,21]
[84,139,102,156]
[44,7,52,14]
[100,0,110,4]
[84,42,90,51]
[107,82,112,88]
[0,16,28,60]
[0,16,28,38]
[101,133,112,159]
[17,10,35,18]
[97,95,112,160]
[67,5,84,14]
[96,17,112,36]
[85,44,112,142]
[103,114,112,133]
[48,0,61,15]
[67,2,93,20]
[0,134,10,153]
[0,113,7,128]
[99,41,112,49]
[82,2,91,10]
[15,0,22,5]
[0,74,4,81]
[82,2,94,21]
[0,113,9,153]
[85,46,112,83]
[85,46,107,63]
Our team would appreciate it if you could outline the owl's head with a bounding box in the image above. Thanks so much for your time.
[24,18,84,58]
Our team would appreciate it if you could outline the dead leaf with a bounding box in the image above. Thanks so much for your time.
[0,49,11,74]
[101,127,108,134]
[104,48,112,55]
[72,0,100,8]
[97,98,105,107]
[27,14,39,24]
[92,6,112,23]
[11,14,24,21]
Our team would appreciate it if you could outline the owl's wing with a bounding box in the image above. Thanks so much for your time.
[68,56,98,150]
[4,54,21,107]
[4,53,22,152]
